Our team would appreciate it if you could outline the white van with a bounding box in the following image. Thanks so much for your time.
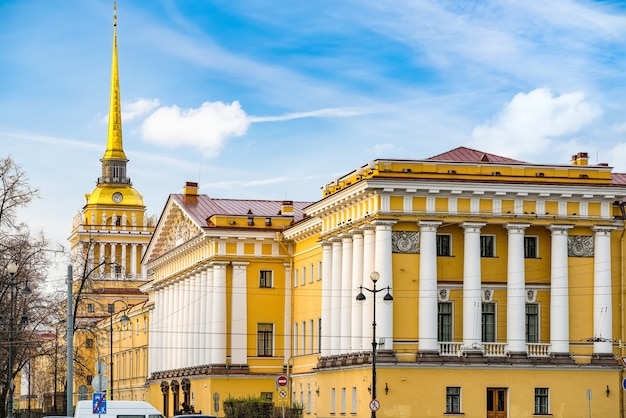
[75,400,164,418]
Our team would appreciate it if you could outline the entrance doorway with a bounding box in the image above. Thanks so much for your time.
[486,388,507,418]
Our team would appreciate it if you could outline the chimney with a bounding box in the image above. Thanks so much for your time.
[183,181,198,196]
[281,201,294,216]
[571,152,589,166]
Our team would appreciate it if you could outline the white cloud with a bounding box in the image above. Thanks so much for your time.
[123,98,160,121]
[141,101,250,158]
[249,107,363,123]
[470,88,601,159]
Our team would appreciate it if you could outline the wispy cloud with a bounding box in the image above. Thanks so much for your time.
[249,107,364,123]
[470,88,601,160]
[0,131,100,150]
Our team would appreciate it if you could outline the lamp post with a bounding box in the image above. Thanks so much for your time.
[356,271,393,418]
[5,262,31,418]
[108,301,130,400]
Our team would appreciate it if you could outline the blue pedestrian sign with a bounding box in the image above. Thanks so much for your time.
[93,392,107,414]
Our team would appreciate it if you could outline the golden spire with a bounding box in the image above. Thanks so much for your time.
[102,1,127,161]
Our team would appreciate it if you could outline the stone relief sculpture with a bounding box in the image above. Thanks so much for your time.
[392,231,420,253]
[568,235,594,257]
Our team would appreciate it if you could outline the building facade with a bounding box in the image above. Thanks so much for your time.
[139,148,626,417]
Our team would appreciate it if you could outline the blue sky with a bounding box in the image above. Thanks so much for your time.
[3,0,626,283]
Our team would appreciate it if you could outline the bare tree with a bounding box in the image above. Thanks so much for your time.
[0,156,56,418]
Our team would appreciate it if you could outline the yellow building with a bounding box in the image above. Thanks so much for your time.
[66,6,154,405]
[284,148,625,417]
[141,184,312,416]
[140,148,626,418]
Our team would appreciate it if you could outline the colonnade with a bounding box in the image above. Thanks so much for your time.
[85,241,147,279]
[321,220,615,358]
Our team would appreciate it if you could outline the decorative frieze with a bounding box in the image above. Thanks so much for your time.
[392,231,420,253]
[568,235,594,257]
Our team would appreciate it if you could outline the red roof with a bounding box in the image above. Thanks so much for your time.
[427,146,526,164]
[171,194,312,227]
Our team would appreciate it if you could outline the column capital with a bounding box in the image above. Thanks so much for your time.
[320,240,334,248]
[461,222,486,233]
[232,262,250,269]
[339,232,354,240]
[592,225,616,236]
[418,220,442,232]
[372,219,397,229]
[505,223,530,233]
[349,228,364,237]
[210,261,230,269]
[359,223,376,232]
[547,224,574,235]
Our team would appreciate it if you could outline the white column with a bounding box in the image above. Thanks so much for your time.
[506,223,530,354]
[121,244,127,277]
[351,230,364,351]
[283,263,292,361]
[361,225,376,347]
[178,278,187,368]
[204,267,214,364]
[374,220,395,350]
[320,242,333,356]
[340,233,353,354]
[548,225,573,354]
[212,262,228,364]
[462,222,485,350]
[191,272,202,366]
[149,287,161,374]
[110,243,116,278]
[163,284,173,371]
[593,225,614,354]
[330,237,343,355]
[130,244,137,278]
[183,275,193,368]
[419,221,442,352]
[231,262,249,364]
[197,268,209,365]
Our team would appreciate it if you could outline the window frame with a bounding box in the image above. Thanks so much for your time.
[480,235,495,257]
[438,302,453,342]
[446,386,461,413]
[524,236,538,258]
[436,234,452,256]
[482,302,496,342]
[526,303,539,343]
[259,270,273,288]
[257,323,274,357]
[534,387,549,414]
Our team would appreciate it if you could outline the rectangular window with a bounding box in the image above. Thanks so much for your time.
[436,234,451,256]
[257,323,273,356]
[302,321,306,355]
[480,235,495,257]
[294,323,299,355]
[317,261,322,281]
[307,391,311,414]
[294,269,299,288]
[330,388,336,414]
[302,266,306,286]
[309,319,314,354]
[85,338,94,349]
[318,318,322,353]
[341,387,346,414]
[482,302,496,342]
[351,387,357,414]
[446,387,461,413]
[525,236,538,258]
[310,263,314,283]
[87,303,95,313]
[534,388,549,414]
[259,270,273,288]
[438,302,452,342]
[526,304,539,343]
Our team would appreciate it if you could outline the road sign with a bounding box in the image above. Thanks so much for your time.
[369,399,380,412]
[279,390,287,398]
[277,375,288,387]
[93,392,107,414]
[91,375,108,393]
[622,378,626,391]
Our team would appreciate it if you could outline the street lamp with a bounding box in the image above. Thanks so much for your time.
[356,271,393,418]
[108,300,130,400]
[5,262,31,418]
